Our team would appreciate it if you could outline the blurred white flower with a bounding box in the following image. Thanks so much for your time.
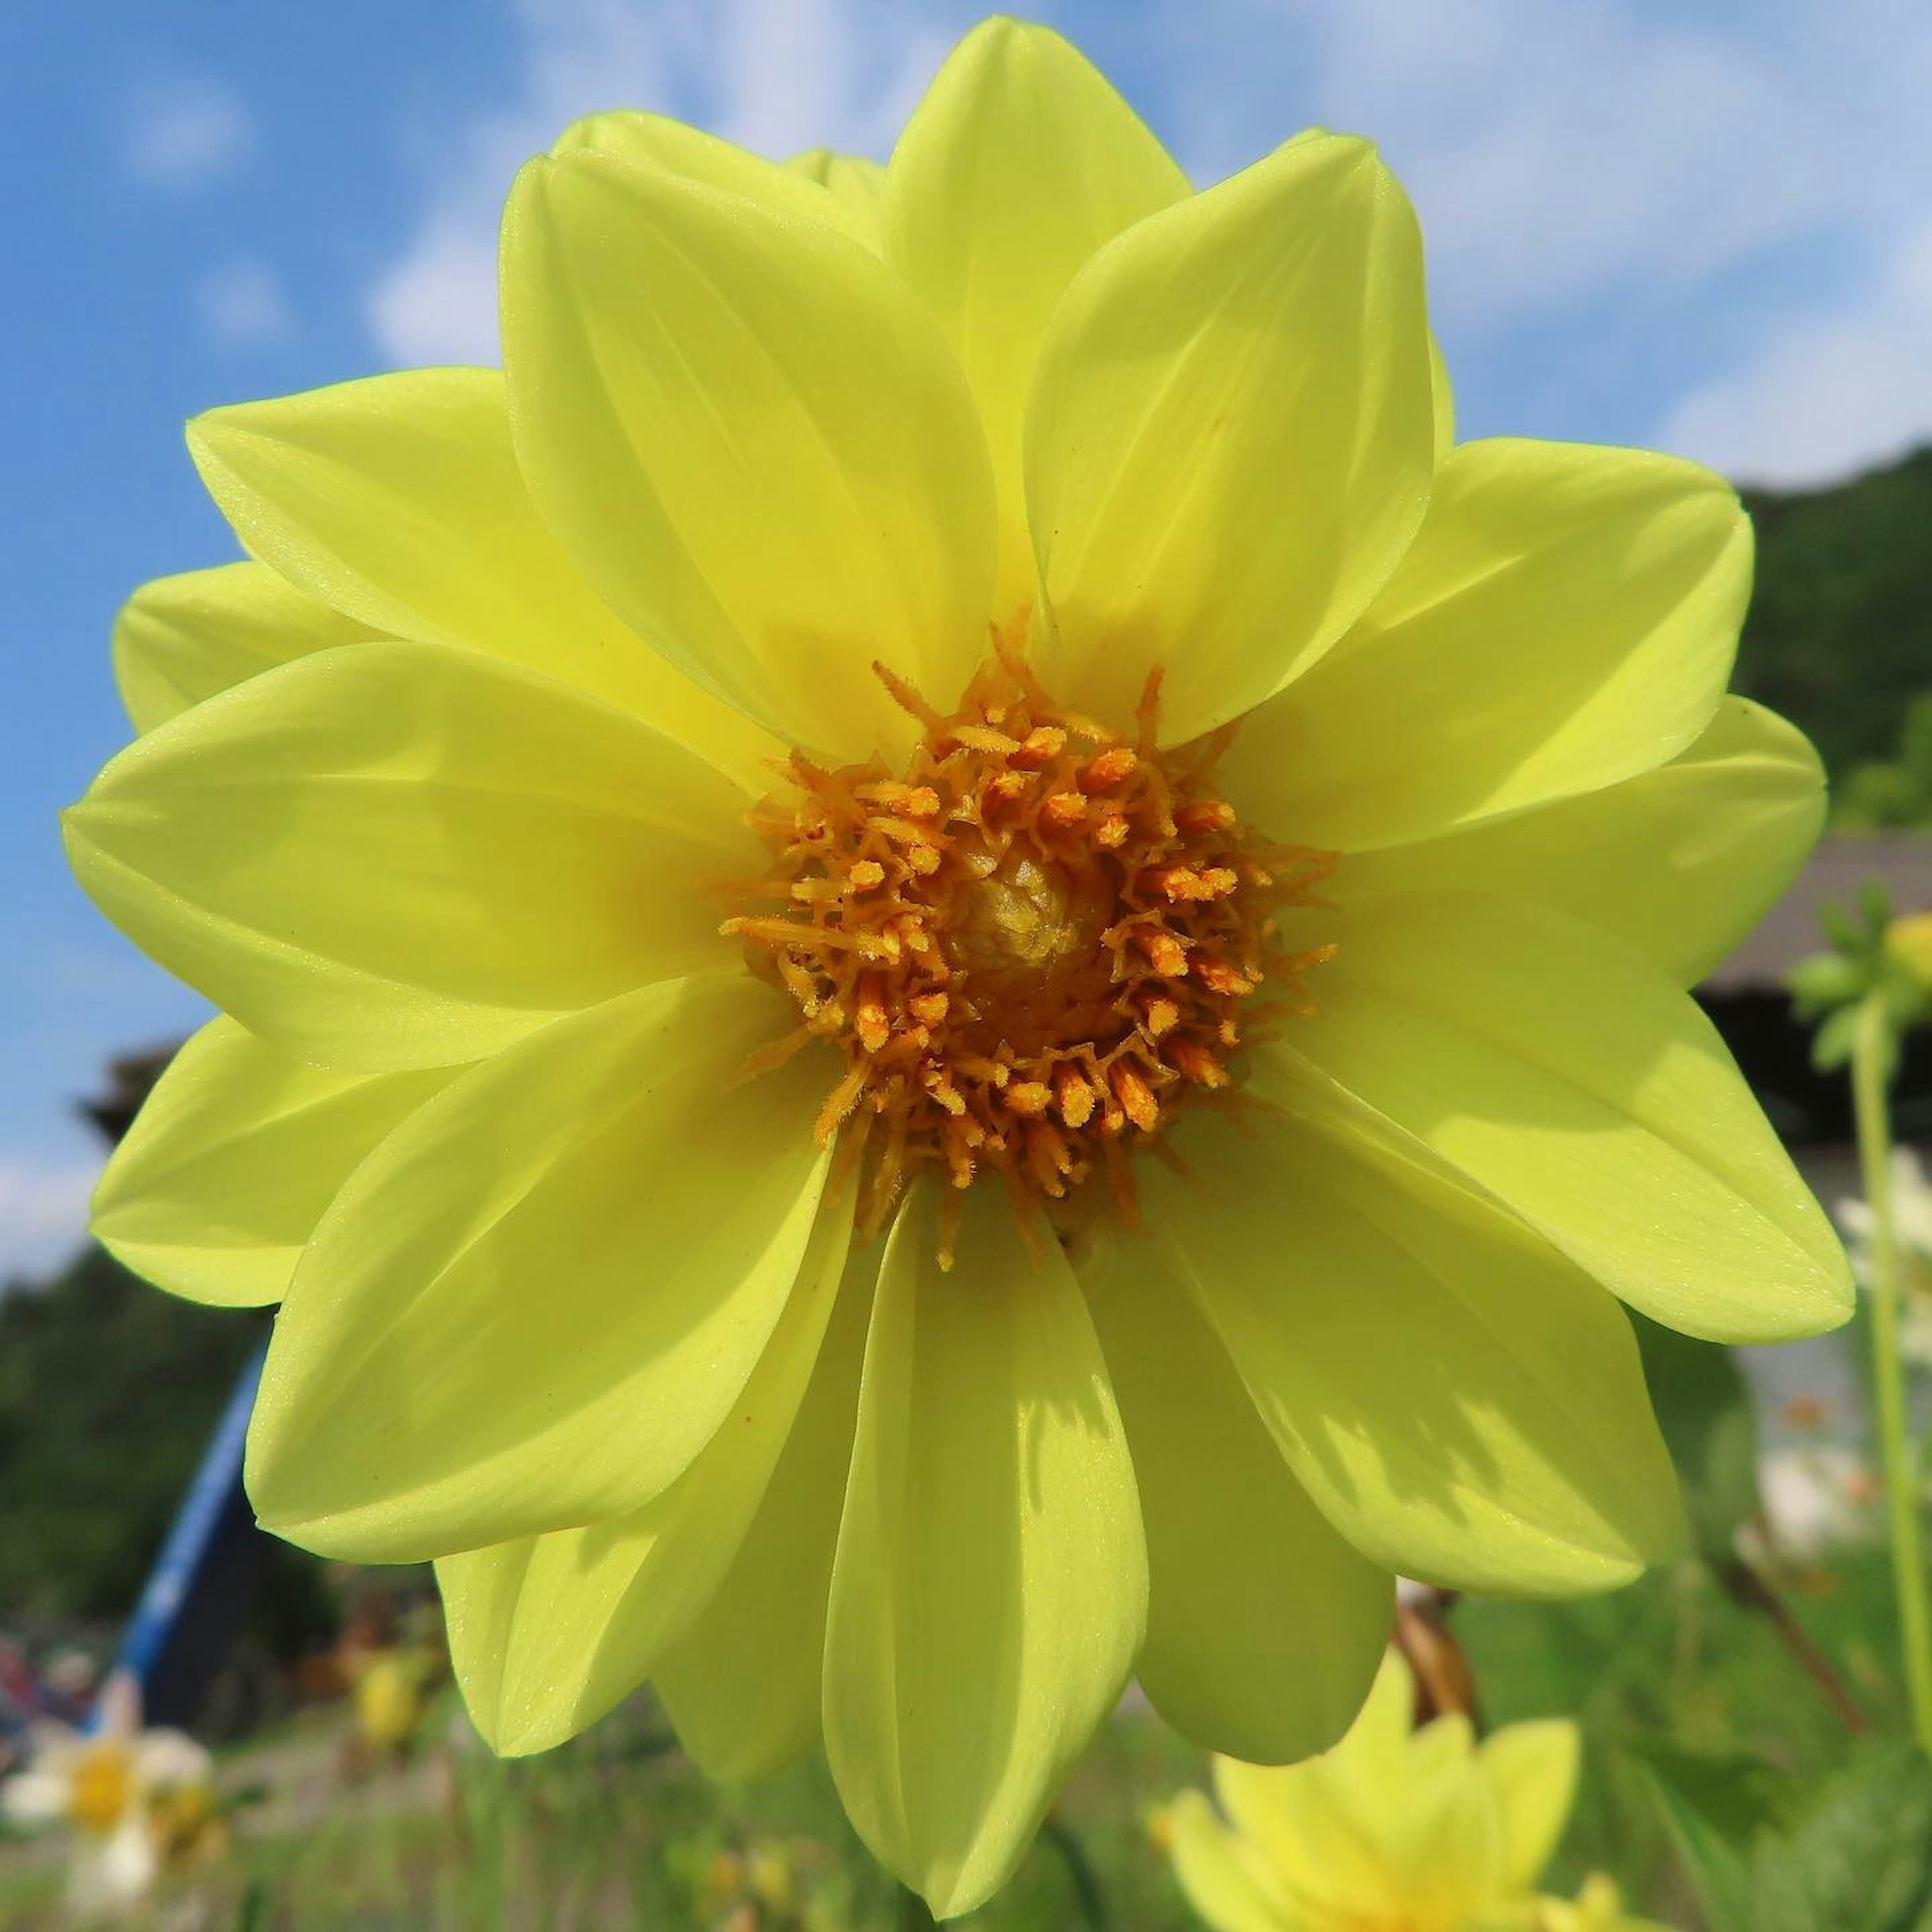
[0,1674,216,1923]
[1835,1145,1932,1365]
[1753,1442,1881,1559]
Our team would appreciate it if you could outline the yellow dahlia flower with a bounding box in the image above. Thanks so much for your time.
[1168,1652,1674,1932]
[67,17,1847,1916]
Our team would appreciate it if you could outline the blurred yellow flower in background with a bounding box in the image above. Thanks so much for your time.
[66,13,1848,1917]
[1167,1652,1672,1932]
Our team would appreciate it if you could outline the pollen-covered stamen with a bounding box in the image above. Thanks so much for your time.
[722,636,1335,1265]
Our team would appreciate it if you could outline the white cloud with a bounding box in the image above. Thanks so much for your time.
[1142,0,1932,478]
[125,77,254,189]
[367,0,955,367]
[1154,0,1929,331]
[0,1160,99,1286]
[1660,216,1932,486]
[195,261,295,346]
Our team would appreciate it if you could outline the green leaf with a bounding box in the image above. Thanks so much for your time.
[1819,900,1865,955]
[1813,1002,1866,1074]
[1752,1743,1932,1932]
[1789,950,1871,1017]
[1635,1738,1932,1932]
[1630,1739,1786,1932]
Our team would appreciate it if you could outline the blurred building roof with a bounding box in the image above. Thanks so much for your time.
[1706,832,1932,993]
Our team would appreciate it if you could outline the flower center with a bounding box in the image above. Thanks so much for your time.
[725,627,1335,1265]
[68,1742,134,1835]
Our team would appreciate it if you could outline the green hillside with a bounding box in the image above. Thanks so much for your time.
[1737,444,1932,806]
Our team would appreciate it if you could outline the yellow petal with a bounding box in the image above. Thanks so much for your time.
[884,19,1188,620]
[64,641,758,1073]
[501,147,997,762]
[185,367,776,784]
[245,974,829,1563]
[1224,438,1751,852]
[1213,1753,1405,1924]
[1337,697,1825,987]
[1429,333,1456,462]
[1215,1669,1506,1925]
[92,1017,452,1307]
[1297,888,1853,1341]
[653,1239,877,1782]
[823,1183,1147,1917]
[1480,1719,1579,1890]
[113,562,375,735]
[1166,1792,1296,1932]
[439,1184,852,1755]
[785,147,887,243]
[1025,133,1432,744]
[1084,1226,1391,1764]
[1318,1648,1417,1811]
[551,111,876,250]
[1148,1076,1686,1593]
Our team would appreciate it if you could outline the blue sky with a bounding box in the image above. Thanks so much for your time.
[3,0,1930,1275]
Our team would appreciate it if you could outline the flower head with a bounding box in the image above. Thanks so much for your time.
[1167,1651,1670,1932]
[68,17,1848,1916]
[1,1676,218,1923]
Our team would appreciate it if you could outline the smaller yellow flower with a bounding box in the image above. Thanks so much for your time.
[1166,1651,1662,1932]
[1533,1872,1674,1931]
[351,1644,442,1756]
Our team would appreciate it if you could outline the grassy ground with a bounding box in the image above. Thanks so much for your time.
[0,1539,1902,1930]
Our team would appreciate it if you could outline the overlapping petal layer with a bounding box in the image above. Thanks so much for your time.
[1221,438,1752,852]
[652,1246,875,1782]
[188,369,775,780]
[1211,1659,1506,1926]
[1295,890,1853,1341]
[245,975,831,1562]
[550,111,877,250]
[824,1184,1146,1916]
[1085,1230,1391,1764]
[92,1018,453,1307]
[1145,1069,1686,1592]
[886,19,1188,616]
[113,562,375,735]
[438,1183,852,1754]
[1166,1795,1290,1932]
[1479,1720,1579,1890]
[64,642,758,1071]
[501,146,997,760]
[1026,131,1433,744]
[1337,697,1824,986]
[786,148,887,239]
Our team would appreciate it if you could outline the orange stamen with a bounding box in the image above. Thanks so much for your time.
[726,648,1336,1257]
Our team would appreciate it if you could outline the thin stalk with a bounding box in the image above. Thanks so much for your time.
[1852,988,1932,1753]
[1718,1556,1867,1734]
[1041,1814,1110,1931]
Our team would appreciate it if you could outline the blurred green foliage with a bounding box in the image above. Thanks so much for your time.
[0,1245,263,1620]
[1736,445,1932,805]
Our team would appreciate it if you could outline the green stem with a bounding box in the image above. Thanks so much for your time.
[1852,988,1932,1753]
[1041,1814,1110,1931]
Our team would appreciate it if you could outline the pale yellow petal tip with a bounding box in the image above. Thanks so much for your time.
[548,109,636,158]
